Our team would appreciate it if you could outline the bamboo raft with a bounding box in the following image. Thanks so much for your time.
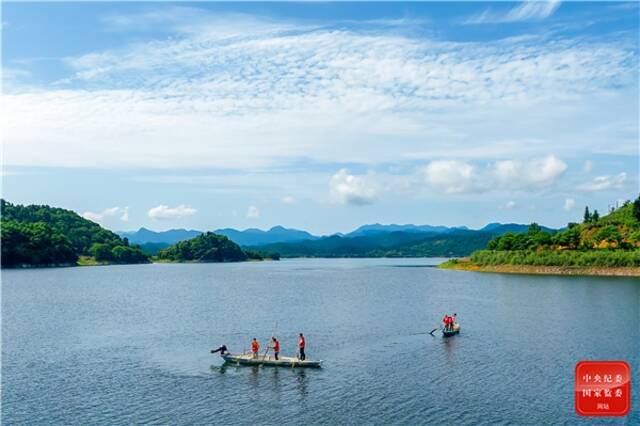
[220,353,323,368]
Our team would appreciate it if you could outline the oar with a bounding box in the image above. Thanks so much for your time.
[428,327,440,336]
[409,330,438,336]
[262,346,270,362]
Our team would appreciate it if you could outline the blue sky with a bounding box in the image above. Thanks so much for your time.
[2,2,638,234]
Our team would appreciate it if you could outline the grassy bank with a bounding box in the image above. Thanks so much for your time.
[471,249,640,267]
[77,256,109,266]
[439,258,640,277]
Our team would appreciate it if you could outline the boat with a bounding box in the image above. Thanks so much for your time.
[220,353,323,368]
[442,323,460,337]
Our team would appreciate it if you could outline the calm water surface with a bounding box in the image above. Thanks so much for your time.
[3,259,639,425]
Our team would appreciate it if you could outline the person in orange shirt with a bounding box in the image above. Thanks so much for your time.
[298,333,306,360]
[251,338,260,358]
[270,336,280,360]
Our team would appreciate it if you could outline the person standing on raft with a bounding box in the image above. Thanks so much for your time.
[251,338,260,358]
[298,333,306,361]
[270,336,280,360]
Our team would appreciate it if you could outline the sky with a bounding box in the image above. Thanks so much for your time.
[2,1,639,234]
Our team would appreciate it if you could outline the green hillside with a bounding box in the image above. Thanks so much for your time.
[1,200,149,267]
[155,232,279,262]
[445,196,640,269]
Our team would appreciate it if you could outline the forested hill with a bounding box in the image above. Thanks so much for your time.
[1,200,149,267]
[445,196,640,269]
[155,232,279,262]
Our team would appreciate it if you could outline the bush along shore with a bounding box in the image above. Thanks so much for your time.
[439,195,640,277]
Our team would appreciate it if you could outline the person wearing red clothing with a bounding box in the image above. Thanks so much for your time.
[271,336,280,360]
[251,338,260,358]
[298,333,306,360]
[442,315,451,331]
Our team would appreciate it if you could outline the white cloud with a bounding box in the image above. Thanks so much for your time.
[564,198,575,210]
[503,200,517,209]
[330,169,378,205]
[281,195,296,204]
[82,206,129,223]
[505,0,561,22]
[422,160,476,194]
[491,154,567,189]
[583,160,594,173]
[578,172,627,192]
[147,204,197,220]
[3,10,637,170]
[421,155,567,194]
[466,1,561,24]
[246,205,260,218]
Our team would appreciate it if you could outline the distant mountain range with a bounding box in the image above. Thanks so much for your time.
[346,223,469,237]
[120,227,202,245]
[478,223,556,234]
[119,222,558,257]
[119,225,318,252]
[215,226,318,246]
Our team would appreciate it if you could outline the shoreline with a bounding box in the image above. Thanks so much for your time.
[1,258,278,269]
[438,260,640,277]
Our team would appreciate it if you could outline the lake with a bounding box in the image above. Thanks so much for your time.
[2,258,639,425]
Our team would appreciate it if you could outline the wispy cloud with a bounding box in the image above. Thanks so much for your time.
[101,7,297,38]
[246,205,260,218]
[82,206,129,223]
[564,198,575,210]
[578,173,627,192]
[3,7,637,175]
[148,204,197,220]
[466,1,562,24]
[2,67,32,89]
[281,195,296,205]
[503,200,517,210]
